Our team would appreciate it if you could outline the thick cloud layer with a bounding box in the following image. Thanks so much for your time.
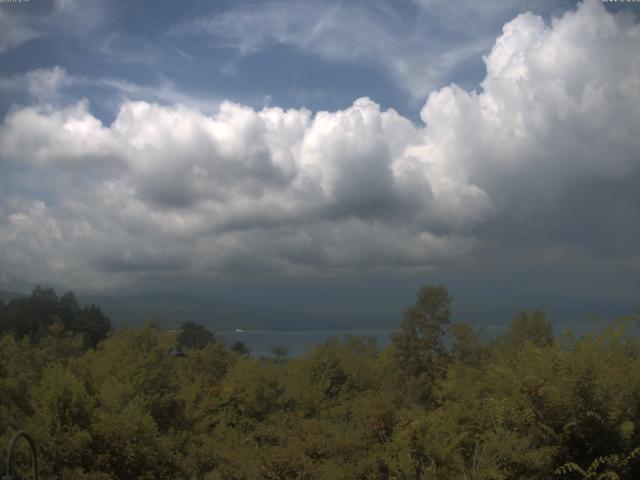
[1,0,639,290]
[0,98,486,288]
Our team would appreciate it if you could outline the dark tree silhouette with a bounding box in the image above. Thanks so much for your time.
[176,320,214,350]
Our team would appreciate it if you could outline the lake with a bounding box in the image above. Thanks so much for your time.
[218,328,398,357]
[217,318,623,358]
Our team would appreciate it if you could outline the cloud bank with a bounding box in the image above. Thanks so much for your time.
[1,0,639,290]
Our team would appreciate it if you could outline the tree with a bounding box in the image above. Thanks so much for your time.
[448,322,482,363]
[177,320,214,350]
[271,345,289,363]
[505,309,553,350]
[391,285,452,400]
[231,341,250,357]
[217,359,286,427]
[0,287,111,347]
[78,304,112,348]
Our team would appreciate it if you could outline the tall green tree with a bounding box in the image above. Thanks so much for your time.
[448,322,483,364]
[391,285,453,402]
[505,309,553,350]
[177,320,214,350]
[392,285,452,375]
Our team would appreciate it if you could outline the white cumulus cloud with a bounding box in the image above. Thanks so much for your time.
[0,96,488,289]
[1,0,639,290]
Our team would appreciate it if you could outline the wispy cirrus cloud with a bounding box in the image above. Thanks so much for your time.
[169,0,578,102]
[0,8,42,54]
[0,0,107,55]
[170,0,499,101]
[0,66,219,114]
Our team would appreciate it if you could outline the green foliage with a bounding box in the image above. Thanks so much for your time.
[2,285,640,479]
[505,308,554,350]
[217,359,287,429]
[177,320,215,350]
[289,336,380,415]
[0,286,111,348]
[231,340,250,357]
[448,322,483,364]
[555,446,640,479]
[391,285,453,403]
[270,345,290,363]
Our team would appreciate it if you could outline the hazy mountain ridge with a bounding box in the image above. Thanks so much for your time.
[0,290,26,303]
[75,293,399,331]
[2,288,637,333]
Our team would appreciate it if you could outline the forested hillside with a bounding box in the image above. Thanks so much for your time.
[1,286,639,479]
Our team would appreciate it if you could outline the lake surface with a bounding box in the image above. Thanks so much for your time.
[218,329,398,357]
[218,318,625,358]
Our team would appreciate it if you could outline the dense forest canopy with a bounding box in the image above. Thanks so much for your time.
[0,286,111,348]
[1,286,639,479]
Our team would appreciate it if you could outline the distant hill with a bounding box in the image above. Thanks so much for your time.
[0,290,26,303]
[71,294,640,333]
[2,287,637,333]
[0,288,399,331]
[75,292,401,331]
[76,293,263,330]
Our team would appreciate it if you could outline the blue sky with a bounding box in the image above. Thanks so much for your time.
[0,0,582,120]
[0,0,639,322]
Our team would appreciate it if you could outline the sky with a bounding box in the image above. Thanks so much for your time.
[0,0,639,322]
